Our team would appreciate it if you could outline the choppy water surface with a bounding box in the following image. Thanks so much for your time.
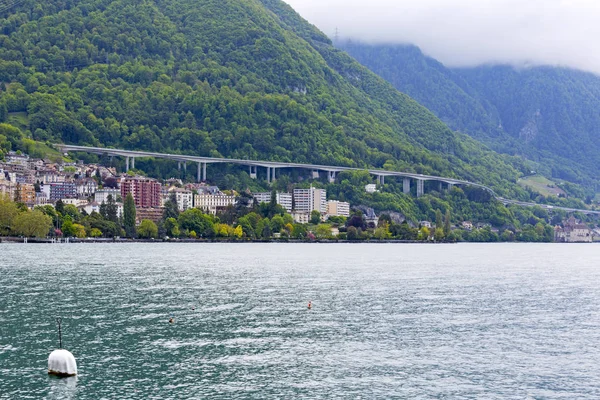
[1,243,600,399]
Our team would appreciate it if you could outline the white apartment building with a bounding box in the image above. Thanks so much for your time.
[95,188,121,204]
[293,187,327,214]
[326,200,350,217]
[167,187,193,211]
[253,192,293,213]
[194,193,236,215]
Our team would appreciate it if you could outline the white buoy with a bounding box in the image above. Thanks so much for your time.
[48,349,77,377]
[48,318,77,377]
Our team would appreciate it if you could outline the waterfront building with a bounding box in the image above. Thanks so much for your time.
[291,211,310,224]
[120,176,162,208]
[253,192,293,213]
[326,200,350,218]
[80,201,123,218]
[293,187,327,214]
[554,217,593,243]
[194,189,236,215]
[167,187,194,211]
[135,207,164,224]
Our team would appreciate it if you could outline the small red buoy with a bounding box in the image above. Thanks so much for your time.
[307,301,312,310]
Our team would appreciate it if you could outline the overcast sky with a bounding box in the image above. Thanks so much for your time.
[283,0,600,74]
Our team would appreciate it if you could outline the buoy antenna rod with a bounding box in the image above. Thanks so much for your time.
[56,317,62,349]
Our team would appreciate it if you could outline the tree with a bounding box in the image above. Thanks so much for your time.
[435,209,443,230]
[12,210,52,237]
[73,223,87,238]
[315,224,332,239]
[444,209,451,236]
[0,195,20,235]
[137,219,158,239]
[178,208,215,238]
[271,215,285,233]
[434,227,445,242]
[310,210,321,224]
[374,224,391,240]
[418,226,430,241]
[124,193,136,238]
[347,226,359,240]
[89,228,102,238]
[164,217,180,237]
[233,225,243,238]
[100,195,118,223]
[55,199,65,216]
[163,192,179,220]
[0,102,7,123]
[61,217,75,237]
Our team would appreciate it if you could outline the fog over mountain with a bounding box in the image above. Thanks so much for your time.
[284,0,600,75]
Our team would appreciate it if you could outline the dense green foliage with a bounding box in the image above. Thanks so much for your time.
[340,41,600,194]
[0,0,531,198]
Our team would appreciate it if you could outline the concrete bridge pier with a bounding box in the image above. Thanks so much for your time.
[377,175,385,185]
[416,179,425,197]
[403,178,411,194]
[312,170,320,179]
[197,162,202,182]
[448,183,454,191]
[202,162,207,182]
[249,165,257,179]
[125,156,130,172]
[266,167,271,184]
[328,171,336,183]
[271,167,277,183]
[183,161,187,173]
[438,181,442,192]
[131,157,135,169]
[178,161,181,171]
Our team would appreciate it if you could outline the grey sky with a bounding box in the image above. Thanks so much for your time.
[283,0,600,74]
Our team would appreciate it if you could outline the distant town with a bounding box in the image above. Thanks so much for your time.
[0,150,596,242]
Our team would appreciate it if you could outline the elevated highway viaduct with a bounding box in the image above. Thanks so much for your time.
[57,145,600,216]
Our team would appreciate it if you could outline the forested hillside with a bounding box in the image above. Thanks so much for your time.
[0,0,529,197]
[340,41,600,194]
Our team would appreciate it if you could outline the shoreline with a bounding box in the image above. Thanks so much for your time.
[0,236,442,244]
[1,237,592,244]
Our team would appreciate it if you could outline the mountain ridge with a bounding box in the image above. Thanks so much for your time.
[339,40,600,195]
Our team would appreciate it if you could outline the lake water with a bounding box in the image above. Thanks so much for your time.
[1,243,600,399]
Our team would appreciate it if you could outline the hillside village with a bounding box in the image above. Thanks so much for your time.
[0,150,597,242]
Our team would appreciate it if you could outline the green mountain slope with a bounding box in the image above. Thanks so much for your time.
[0,0,528,196]
[340,41,600,193]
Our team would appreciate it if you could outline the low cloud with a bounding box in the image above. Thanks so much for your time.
[284,0,600,74]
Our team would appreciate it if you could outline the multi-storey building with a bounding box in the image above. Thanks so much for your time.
[194,188,236,215]
[41,182,77,202]
[15,183,36,206]
[326,200,350,218]
[253,192,293,213]
[293,187,327,214]
[167,187,194,211]
[76,178,98,199]
[135,207,164,224]
[95,188,121,204]
[120,176,162,208]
